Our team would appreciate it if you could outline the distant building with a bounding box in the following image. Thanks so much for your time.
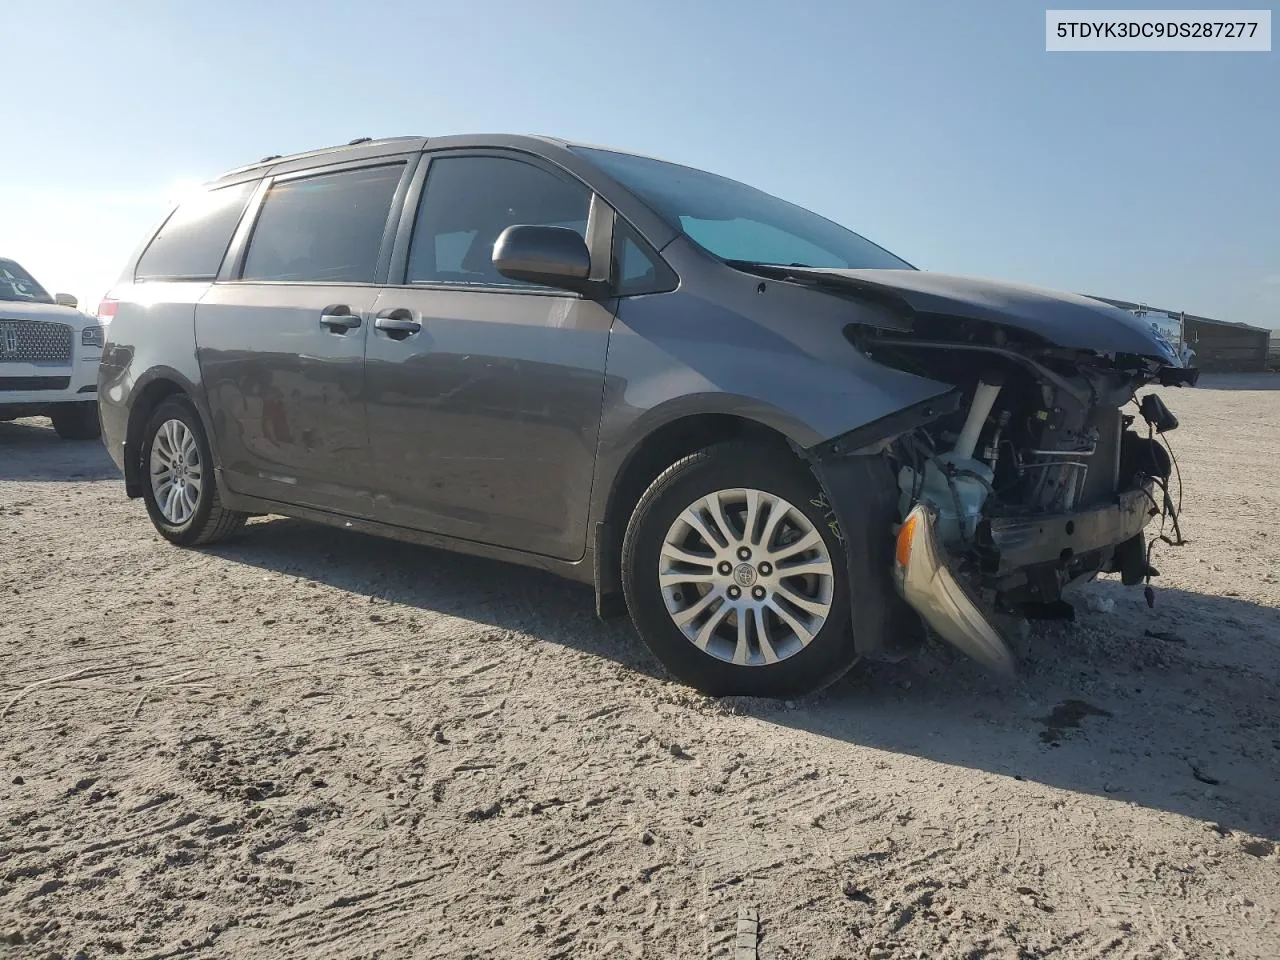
[1086,296,1272,372]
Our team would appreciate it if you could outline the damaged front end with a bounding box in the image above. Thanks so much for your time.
[797,271,1197,674]
[894,502,1017,674]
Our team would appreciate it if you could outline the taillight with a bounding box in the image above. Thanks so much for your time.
[97,297,118,320]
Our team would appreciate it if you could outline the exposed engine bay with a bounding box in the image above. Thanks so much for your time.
[719,262,1200,675]
[861,316,1195,673]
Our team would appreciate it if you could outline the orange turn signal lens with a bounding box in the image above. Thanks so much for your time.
[896,513,917,568]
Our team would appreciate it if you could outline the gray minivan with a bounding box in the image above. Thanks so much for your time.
[99,135,1195,697]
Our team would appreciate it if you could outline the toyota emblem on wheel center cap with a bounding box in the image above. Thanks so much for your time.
[733,563,757,587]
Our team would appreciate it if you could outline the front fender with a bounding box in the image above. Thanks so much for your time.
[591,281,959,635]
[600,287,956,456]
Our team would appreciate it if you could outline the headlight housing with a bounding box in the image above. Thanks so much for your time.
[81,325,105,349]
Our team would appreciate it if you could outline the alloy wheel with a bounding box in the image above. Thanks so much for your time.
[658,488,836,666]
[149,418,203,525]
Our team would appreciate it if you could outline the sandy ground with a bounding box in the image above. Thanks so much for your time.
[1,374,1278,960]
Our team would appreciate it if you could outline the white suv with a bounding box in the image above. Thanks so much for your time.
[0,257,104,439]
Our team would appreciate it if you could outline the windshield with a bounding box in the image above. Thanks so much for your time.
[0,259,54,304]
[575,147,914,271]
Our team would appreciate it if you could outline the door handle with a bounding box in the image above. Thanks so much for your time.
[374,311,422,340]
[374,317,422,334]
[319,307,362,332]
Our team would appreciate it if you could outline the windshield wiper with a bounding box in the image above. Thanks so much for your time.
[723,259,810,279]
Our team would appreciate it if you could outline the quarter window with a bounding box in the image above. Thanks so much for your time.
[406,155,590,287]
[612,220,663,296]
[135,181,254,281]
[240,165,404,283]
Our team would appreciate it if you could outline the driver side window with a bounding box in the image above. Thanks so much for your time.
[406,155,591,288]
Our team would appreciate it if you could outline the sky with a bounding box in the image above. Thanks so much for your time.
[2,0,1276,328]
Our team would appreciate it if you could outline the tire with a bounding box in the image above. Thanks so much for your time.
[621,441,857,698]
[140,396,245,546]
[50,401,101,440]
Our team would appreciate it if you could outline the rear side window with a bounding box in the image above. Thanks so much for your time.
[135,182,254,281]
[406,155,590,287]
[240,164,404,283]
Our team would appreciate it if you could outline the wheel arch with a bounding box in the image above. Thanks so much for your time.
[593,411,799,618]
[122,370,212,498]
[592,407,929,665]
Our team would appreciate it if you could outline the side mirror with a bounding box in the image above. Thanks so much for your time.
[492,225,597,295]
[54,293,79,308]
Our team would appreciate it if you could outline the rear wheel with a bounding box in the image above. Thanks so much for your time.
[141,396,245,546]
[621,442,857,698]
[50,401,101,440]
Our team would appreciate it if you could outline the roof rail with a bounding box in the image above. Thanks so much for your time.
[213,136,425,182]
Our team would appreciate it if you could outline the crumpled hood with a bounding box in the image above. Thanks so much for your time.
[789,267,1183,366]
[0,300,87,324]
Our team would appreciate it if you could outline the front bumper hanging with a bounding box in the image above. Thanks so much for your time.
[893,484,1160,675]
[893,504,1017,676]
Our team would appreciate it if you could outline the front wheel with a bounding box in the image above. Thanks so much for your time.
[141,396,246,546]
[50,401,101,440]
[621,442,857,698]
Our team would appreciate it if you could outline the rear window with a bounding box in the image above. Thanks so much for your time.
[240,164,404,284]
[135,182,255,281]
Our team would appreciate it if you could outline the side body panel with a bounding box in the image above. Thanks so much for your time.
[191,152,419,516]
[98,281,216,479]
[365,287,613,560]
[212,485,598,584]
[362,147,617,562]
[194,283,380,515]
